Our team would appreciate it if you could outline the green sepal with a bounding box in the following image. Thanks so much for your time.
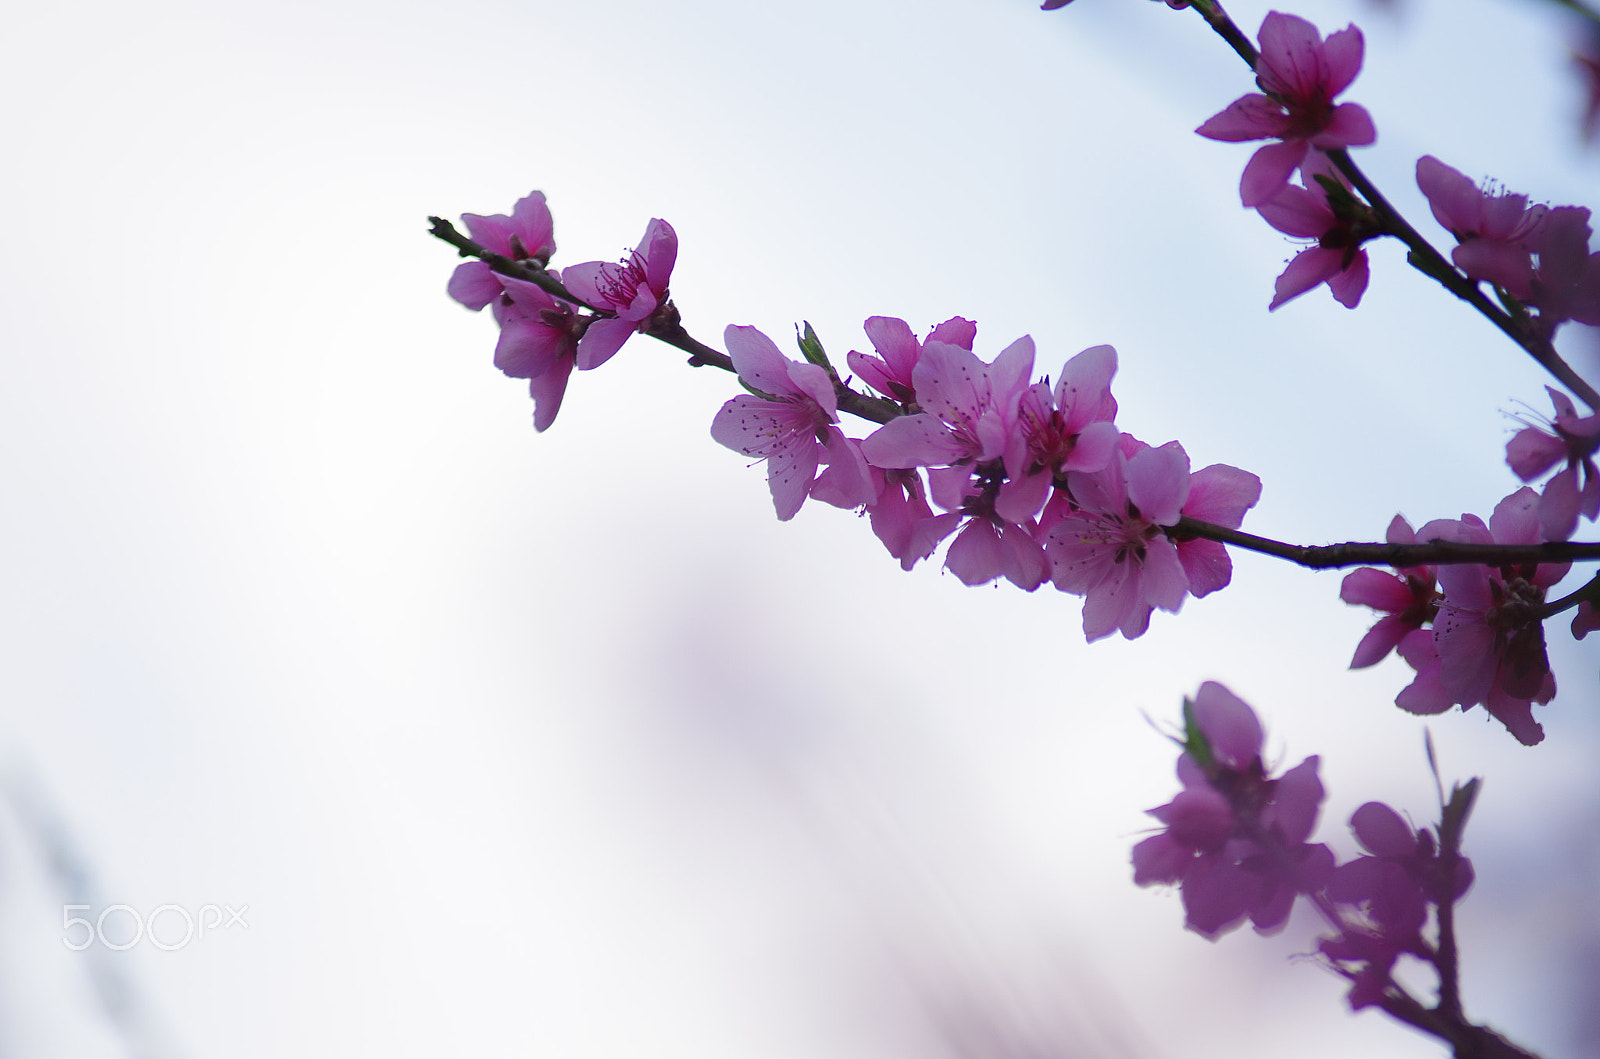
[796,321,833,371]
[1179,695,1217,770]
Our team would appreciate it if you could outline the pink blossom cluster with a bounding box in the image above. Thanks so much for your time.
[709,319,1262,642]
[1135,683,1475,1011]
[1197,12,1381,309]
[446,192,678,431]
[1341,492,1570,746]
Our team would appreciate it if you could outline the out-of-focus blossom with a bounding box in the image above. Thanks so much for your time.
[1197,12,1376,206]
[1397,491,1568,745]
[1339,515,1438,668]
[1415,156,1546,298]
[1133,683,1333,939]
[1506,386,1600,540]
[1321,802,1473,1010]
[561,218,678,370]
[1576,29,1600,143]
[448,191,558,311]
[1525,206,1600,340]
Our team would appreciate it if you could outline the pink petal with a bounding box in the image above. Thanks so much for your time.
[860,414,966,468]
[574,317,635,370]
[1191,681,1263,768]
[528,358,574,433]
[1269,246,1342,310]
[1241,140,1310,207]
[1320,25,1366,96]
[447,260,504,311]
[1183,464,1262,528]
[1177,538,1232,599]
[1196,95,1286,143]
[1325,250,1370,308]
[1313,103,1376,149]
[1126,441,1191,526]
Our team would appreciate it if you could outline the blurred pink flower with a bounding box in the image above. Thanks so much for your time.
[1506,386,1600,540]
[1133,683,1333,939]
[1415,156,1546,298]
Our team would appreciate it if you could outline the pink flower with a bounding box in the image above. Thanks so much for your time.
[863,468,939,571]
[1573,600,1600,639]
[1525,206,1600,340]
[1339,515,1439,667]
[846,316,976,405]
[561,218,678,370]
[1170,460,1263,599]
[710,325,872,521]
[447,192,558,311]
[1045,438,1195,641]
[995,344,1121,524]
[1576,29,1600,143]
[1415,156,1547,297]
[1197,12,1377,206]
[900,466,1049,590]
[1255,152,1376,309]
[1321,802,1474,1010]
[1506,386,1600,540]
[859,336,1035,470]
[490,276,587,432]
[1133,683,1333,940]
[1404,490,1569,745]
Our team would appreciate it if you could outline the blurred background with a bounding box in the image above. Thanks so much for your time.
[3,0,1598,1055]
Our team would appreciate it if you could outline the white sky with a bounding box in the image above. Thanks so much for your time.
[3,0,1598,1057]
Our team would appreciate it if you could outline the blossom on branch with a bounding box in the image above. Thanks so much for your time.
[711,325,872,521]
[561,218,678,370]
[1395,491,1568,745]
[447,191,558,311]
[859,337,1034,471]
[1524,206,1600,341]
[847,315,976,406]
[1045,437,1260,642]
[1255,151,1377,309]
[1339,515,1438,668]
[1506,386,1600,541]
[1196,12,1376,207]
[1415,156,1547,298]
[491,276,587,432]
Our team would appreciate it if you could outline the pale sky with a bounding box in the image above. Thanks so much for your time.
[3,0,1598,1057]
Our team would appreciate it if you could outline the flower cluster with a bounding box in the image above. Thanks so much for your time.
[1342,491,1570,746]
[446,193,678,431]
[710,320,1261,642]
[1197,12,1382,309]
[1135,684,1477,1012]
